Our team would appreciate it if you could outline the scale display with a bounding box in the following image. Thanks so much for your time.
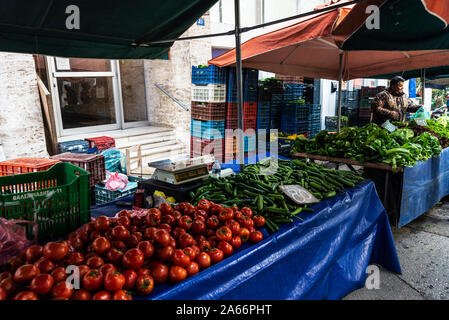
[174,167,209,183]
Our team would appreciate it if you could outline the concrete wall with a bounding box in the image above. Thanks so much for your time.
[144,13,212,153]
[0,52,48,159]
[119,60,148,122]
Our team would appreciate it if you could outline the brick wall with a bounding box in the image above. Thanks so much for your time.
[144,12,212,154]
[0,52,48,159]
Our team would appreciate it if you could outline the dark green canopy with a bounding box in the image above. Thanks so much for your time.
[371,66,449,81]
[0,0,218,59]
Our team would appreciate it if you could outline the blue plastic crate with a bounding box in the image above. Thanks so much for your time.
[191,119,225,139]
[281,104,321,122]
[257,118,270,130]
[58,140,89,153]
[227,84,258,103]
[271,93,283,103]
[192,65,227,85]
[257,102,271,118]
[284,83,304,90]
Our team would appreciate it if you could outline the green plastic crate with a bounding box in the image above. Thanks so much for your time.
[0,162,90,240]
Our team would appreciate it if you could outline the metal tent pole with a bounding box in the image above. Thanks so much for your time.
[421,68,426,108]
[234,0,245,172]
[337,52,344,132]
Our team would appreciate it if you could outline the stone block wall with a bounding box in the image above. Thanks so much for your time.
[0,52,48,159]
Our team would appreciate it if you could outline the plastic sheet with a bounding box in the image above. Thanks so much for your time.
[399,147,449,227]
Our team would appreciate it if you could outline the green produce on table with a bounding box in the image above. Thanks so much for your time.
[291,123,442,172]
[190,158,365,233]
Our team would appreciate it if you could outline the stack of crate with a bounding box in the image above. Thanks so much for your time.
[190,65,227,164]
[337,89,360,127]
[225,68,259,159]
[359,86,378,126]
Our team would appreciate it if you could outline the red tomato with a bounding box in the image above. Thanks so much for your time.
[148,208,162,220]
[172,249,191,268]
[105,248,124,265]
[161,214,176,227]
[250,231,263,243]
[208,248,224,264]
[241,207,253,217]
[183,203,196,217]
[196,199,211,212]
[178,233,194,248]
[146,212,160,227]
[93,290,111,300]
[159,202,173,216]
[34,258,56,274]
[183,247,197,262]
[129,225,139,233]
[194,209,208,220]
[6,256,24,273]
[156,245,174,263]
[51,267,67,283]
[14,291,39,300]
[230,236,242,249]
[30,274,54,296]
[136,266,152,277]
[112,290,133,300]
[13,264,40,283]
[191,219,206,235]
[132,232,143,242]
[51,281,73,299]
[206,215,220,230]
[111,225,130,241]
[248,226,256,233]
[78,265,90,279]
[0,287,7,300]
[104,271,125,291]
[25,245,43,263]
[117,210,132,219]
[207,235,218,248]
[239,228,250,243]
[0,278,15,297]
[225,219,241,235]
[43,241,69,261]
[149,261,169,284]
[137,241,154,259]
[125,234,140,249]
[135,275,154,296]
[143,227,158,241]
[231,206,239,212]
[89,231,102,242]
[238,215,254,229]
[122,248,144,270]
[92,237,111,255]
[86,256,104,269]
[253,215,266,228]
[172,227,186,240]
[122,269,138,290]
[216,226,233,242]
[169,266,187,283]
[174,202,187,214]
[195,252,211,269]
[234,210,243,220]
[198,240,211,252]
[218,241,234,257]
[186,261,200,277]
[94,216,110,231]
[71,289,92,300]
[153,229,171,247]
[82,270,104,292]
[159,223,172,234]
[78,231,89,243]
[218,208,234,222]
[209,204,224,215]
[99,263,117,276]
[172,210,182,222]
[178,215,193,230]
[193,214,206,223]
[66,252,84,266]
[190,245,201,258]
[117,216,131,229]
[111,240,127,252]
[0,272,11,282]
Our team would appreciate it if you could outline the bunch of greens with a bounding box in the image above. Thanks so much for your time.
[291,123,442,172]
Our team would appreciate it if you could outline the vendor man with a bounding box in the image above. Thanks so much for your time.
[371,76,421,125]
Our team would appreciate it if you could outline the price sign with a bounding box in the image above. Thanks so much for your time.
[382,120,397,133]
[279,185,319,204]
[415,118,428,126]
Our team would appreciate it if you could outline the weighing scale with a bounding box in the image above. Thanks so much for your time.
[148,155,214,185]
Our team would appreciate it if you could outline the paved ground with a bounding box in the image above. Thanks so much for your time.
[343,197,449,300]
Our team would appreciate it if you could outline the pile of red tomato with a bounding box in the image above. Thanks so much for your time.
[0,200,265,300]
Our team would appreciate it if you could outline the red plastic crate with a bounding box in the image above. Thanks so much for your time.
[85,136,115,151]
[0,158,61,176]
[50,153,105,187]
[191,102,226,121]
[190,136,225,161]
[226,102,258,120]
[225,118,257,132]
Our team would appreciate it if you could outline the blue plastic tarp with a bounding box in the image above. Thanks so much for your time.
[91,181,401,300]
[399,147,449,227]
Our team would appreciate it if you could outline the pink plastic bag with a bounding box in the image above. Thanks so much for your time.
[105,170,129,191]
[0,218,38,265]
